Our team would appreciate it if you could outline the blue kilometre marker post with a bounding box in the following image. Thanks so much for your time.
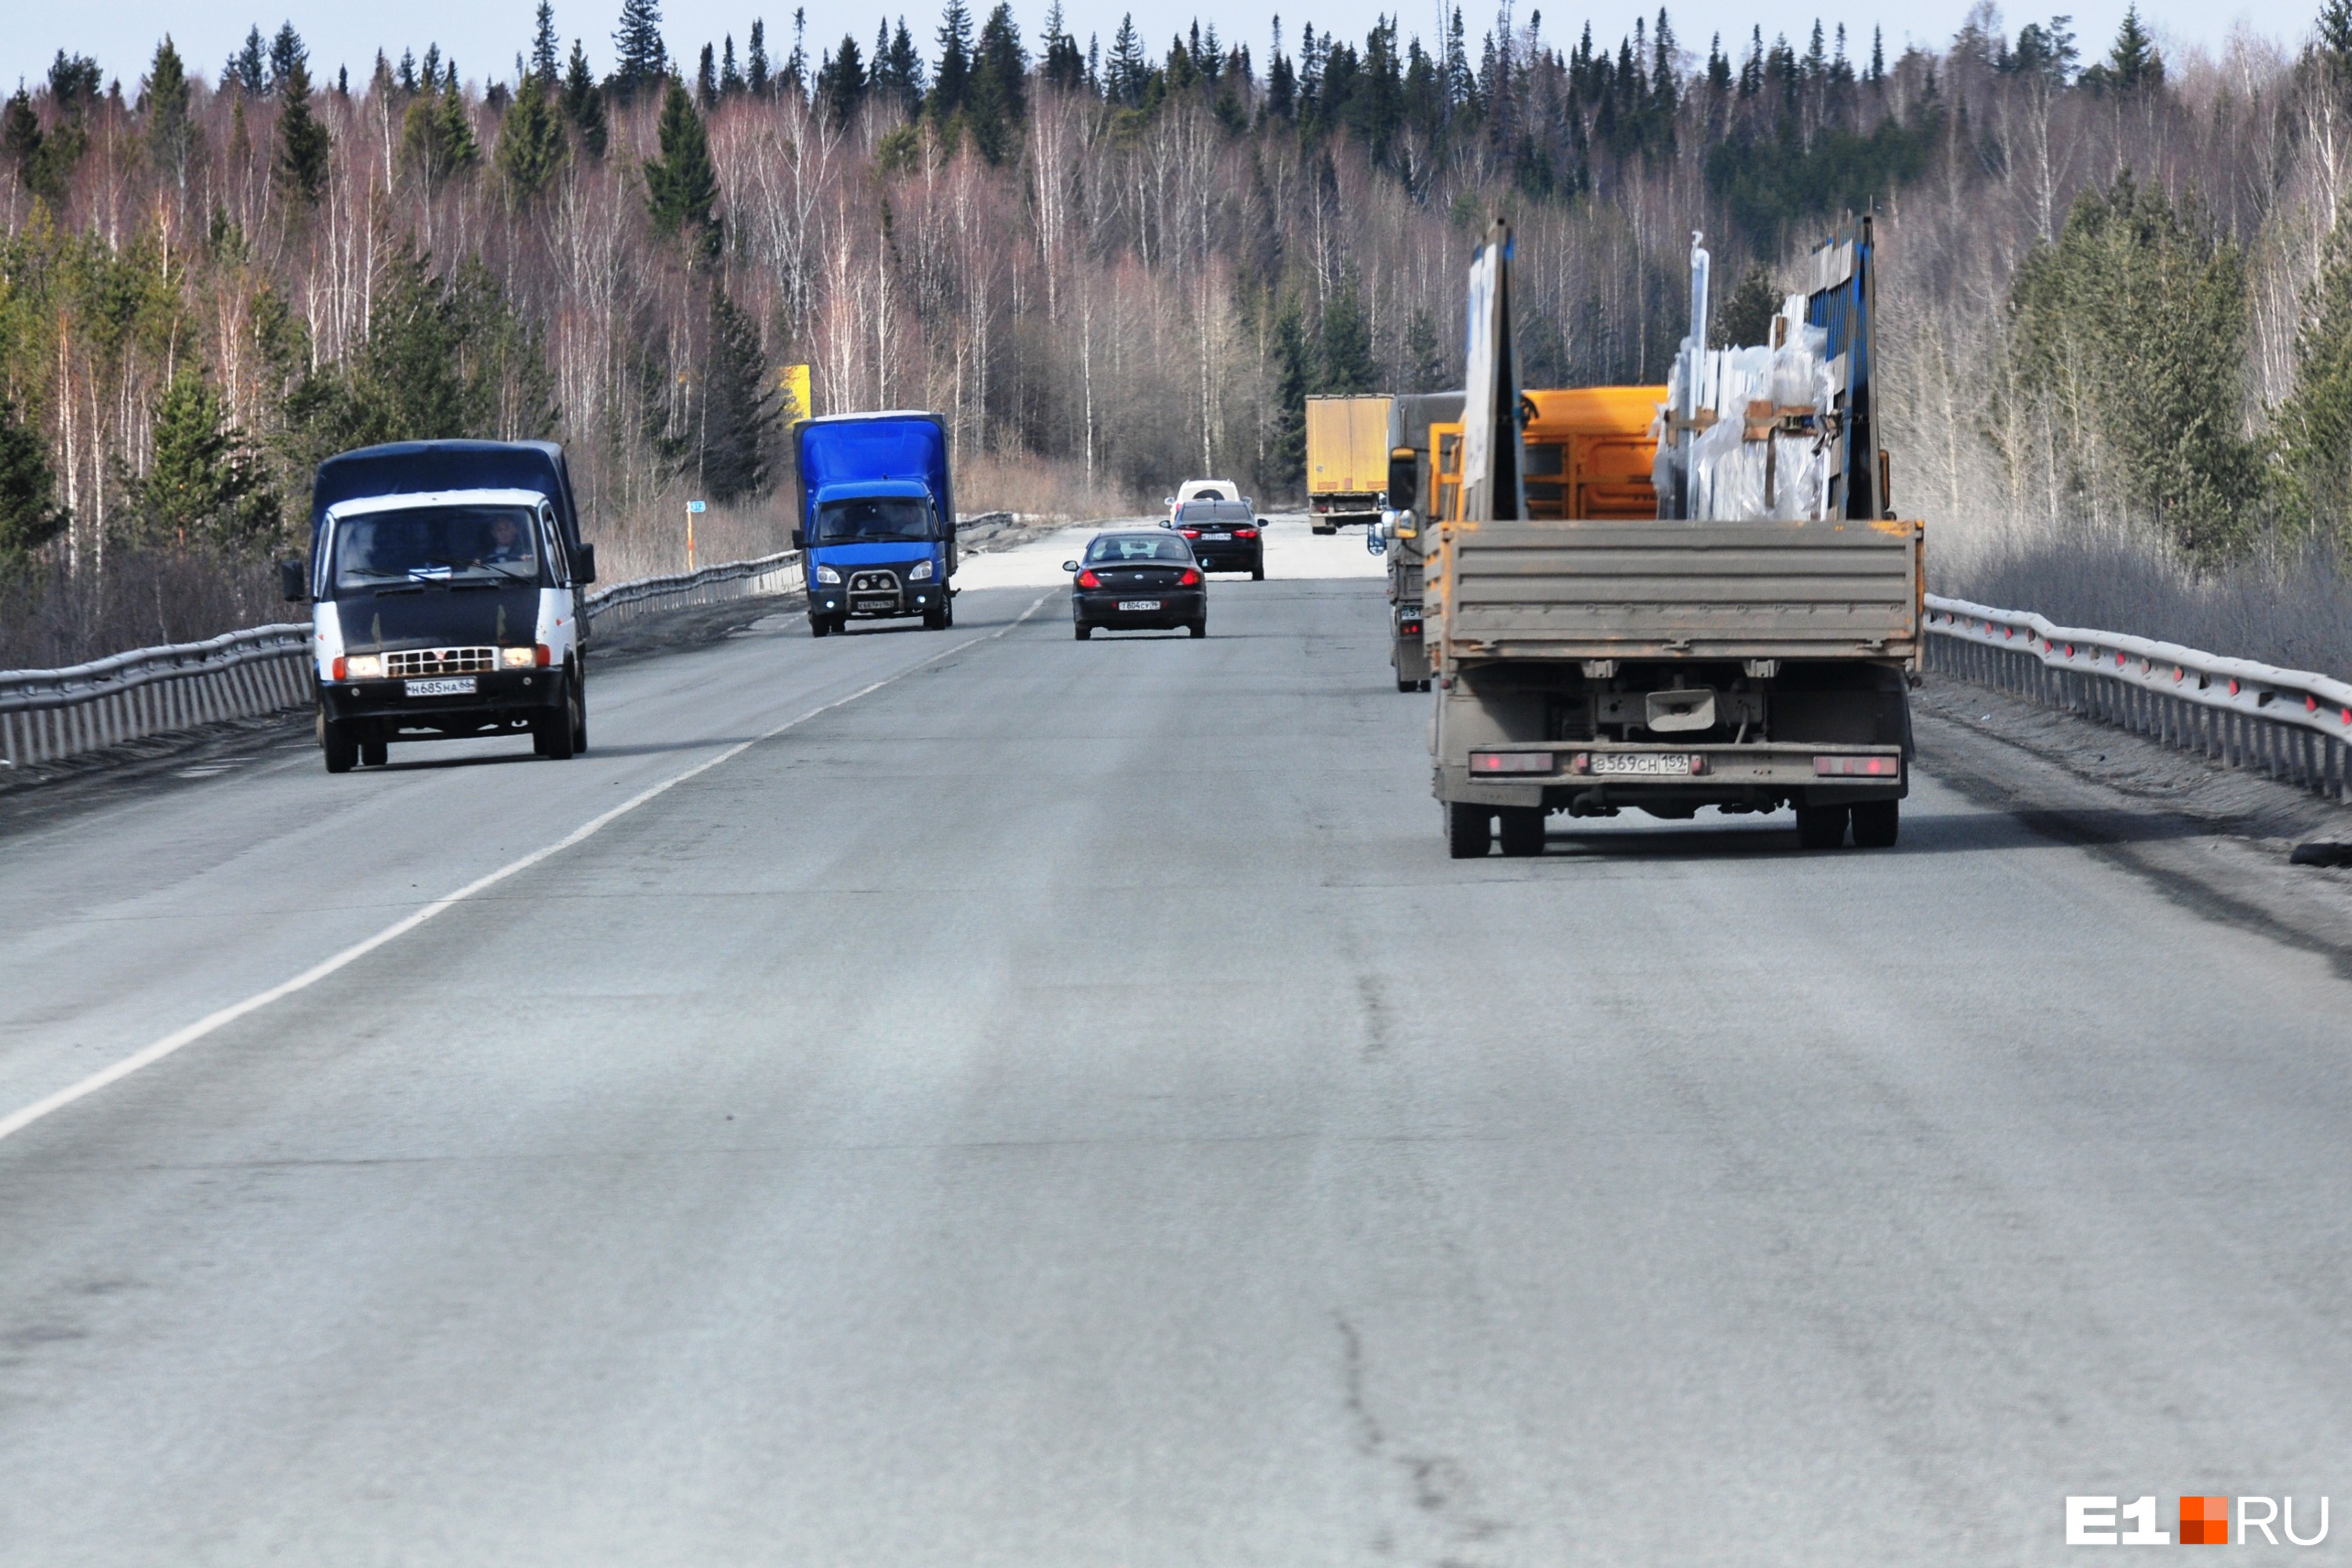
[686,499,706,570]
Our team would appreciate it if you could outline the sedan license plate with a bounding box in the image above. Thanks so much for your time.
[1202,532,1232,540]
[1116,599,1162,612]
[1592,752,1689,776]
[405,677,477,698]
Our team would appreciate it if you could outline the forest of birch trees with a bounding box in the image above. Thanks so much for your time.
[8,0,2352,662]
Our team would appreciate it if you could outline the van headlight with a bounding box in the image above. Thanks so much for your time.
[814,563,841,585]
[344,654,383,679]
[500,646,537,668]
[908,559,934,582]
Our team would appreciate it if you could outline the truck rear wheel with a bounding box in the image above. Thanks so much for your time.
[1795,803,1849,849]
[1849,799,1900,848]
[1396,677,1416,692]
[1312,524,1336,536]
[1446,804,1492,859]
[1497,807,1547,858]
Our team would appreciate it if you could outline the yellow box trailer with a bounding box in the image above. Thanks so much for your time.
[1304,394,1392,533]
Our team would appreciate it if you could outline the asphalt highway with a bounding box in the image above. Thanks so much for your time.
[2,521,2348,1565]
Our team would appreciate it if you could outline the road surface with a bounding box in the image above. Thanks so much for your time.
[2,521,2347,1564]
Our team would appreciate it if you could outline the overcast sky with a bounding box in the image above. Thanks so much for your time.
[1,0,2321,99]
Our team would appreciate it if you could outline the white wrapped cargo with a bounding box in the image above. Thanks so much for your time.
[1664,287,1841,523]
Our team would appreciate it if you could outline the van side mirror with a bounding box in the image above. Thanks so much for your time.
[790,528,806,550]
[278,560,308,602]
[573,543,597,584]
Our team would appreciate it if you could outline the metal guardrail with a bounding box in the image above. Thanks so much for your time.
[0,624,317,769]
[1924,593,2352,803]
[582,550,803,632]
[1,551,811,770]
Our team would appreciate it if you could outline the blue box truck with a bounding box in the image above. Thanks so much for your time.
[792,412,958,636]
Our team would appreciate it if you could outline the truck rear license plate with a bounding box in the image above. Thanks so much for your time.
[405,677,477,697]
[1117,600,1161,611]
[1592,753,1689,776]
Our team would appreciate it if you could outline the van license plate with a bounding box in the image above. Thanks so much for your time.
[1117,600,1161,612]
[405,677,477,697]
[1592,753,1689,775]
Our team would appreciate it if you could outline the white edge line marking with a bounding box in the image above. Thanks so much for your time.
[0,590,1054,1145]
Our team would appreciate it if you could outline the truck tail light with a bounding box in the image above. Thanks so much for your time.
[1688,753,1708,775]
[1179,568,1201,586]
[1814,755,1900,778]
[1469,751,1554,775]
[1569,753,1591,773]
[1076,569,1102,588]
[1399,618,1422,637]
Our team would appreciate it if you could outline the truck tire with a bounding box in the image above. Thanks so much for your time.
[1497,807,1547,858]
[1312,524,1337,536]
[1417,680,1432,692]
[1849,799,1900,848]
[321,716,358,775]
[1446,803,1491,859]
[535,676,580,760]
[1795,803,1849,849]
[1396,677,1416,692]
[360,737,388,768]
[571,675,589,753]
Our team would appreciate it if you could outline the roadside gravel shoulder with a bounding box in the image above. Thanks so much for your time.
[1913,673,2352,967]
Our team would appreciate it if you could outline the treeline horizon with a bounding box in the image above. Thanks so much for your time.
[8,0,2352,666]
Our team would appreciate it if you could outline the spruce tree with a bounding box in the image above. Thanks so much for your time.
[532,2,562,87]
[612,0,670,100]
[817,36,868,128]
[277,57,331,206]
[698,288,780,501]
[875,20,925,112]
[2269,221,2352,539]
[967,2,1025,161]
[143,38,195,189]
[1105,13,1148,105]
[563,42,608,157]
[933,0,975,116]
[269,24,307,91]
[747,19,771,95]
[644,76,720,259]
[1271,299,1312,485]
[1403,308,1447,392]
[721,36,744,95]
[127,365,281,551]
[1319,282,1376,393]
[697,42,719,107]
[226,27,269,94]
[498,81,568,201]
[0,391,68,567]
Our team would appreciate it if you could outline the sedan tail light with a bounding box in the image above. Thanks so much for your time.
[1179,568,1201,586]
[1235,528,1259,539]
[1076,569,1103,588]
[1180,529,1201,539]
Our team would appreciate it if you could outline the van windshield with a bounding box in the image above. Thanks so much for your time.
[815,497,938,543]
[332,506,543,590]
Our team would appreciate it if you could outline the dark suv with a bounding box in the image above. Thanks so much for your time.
[1172,501,1265,579]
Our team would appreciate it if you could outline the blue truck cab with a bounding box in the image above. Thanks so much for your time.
[793,412,959,636]
[283,440,597,773]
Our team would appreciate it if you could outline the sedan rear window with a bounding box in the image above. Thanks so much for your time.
[1087,535,1194,563]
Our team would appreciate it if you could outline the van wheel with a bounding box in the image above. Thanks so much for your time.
[1497,807,1547,858]
[360,737,388,768]
[322,716,358,774]
[535,677,579,760]
[924,604,949,630]
[1850,799,1900,848]
[570,677,589,753]
[1417,680,1432,692]
[1795,803,1849,849]
[809,616,831,638]
[1446,803,1491,859]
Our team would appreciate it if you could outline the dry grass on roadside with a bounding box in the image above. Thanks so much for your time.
[1933,513,2352,680]
[955,451,1141,521]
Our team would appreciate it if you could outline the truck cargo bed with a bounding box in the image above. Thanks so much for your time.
[1432,518,1922,662]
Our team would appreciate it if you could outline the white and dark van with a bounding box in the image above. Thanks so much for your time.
[282,441,597,773]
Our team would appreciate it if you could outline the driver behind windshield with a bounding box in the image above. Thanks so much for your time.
[815,497,938,543]
[481,513,533,564]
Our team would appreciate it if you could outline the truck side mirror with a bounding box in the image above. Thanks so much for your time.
[278,560,308,602]
[573,543,597,584]
[790,528,806,550]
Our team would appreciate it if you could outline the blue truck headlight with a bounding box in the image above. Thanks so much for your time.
[908,559,935,582]
[814,563,841,586]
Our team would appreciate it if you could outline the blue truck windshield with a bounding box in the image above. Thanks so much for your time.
[332,506,542,590]
[815,497,938,544]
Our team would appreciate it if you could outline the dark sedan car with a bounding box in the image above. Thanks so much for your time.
[1172,500,1265,579]
[1066,531,1206,639]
